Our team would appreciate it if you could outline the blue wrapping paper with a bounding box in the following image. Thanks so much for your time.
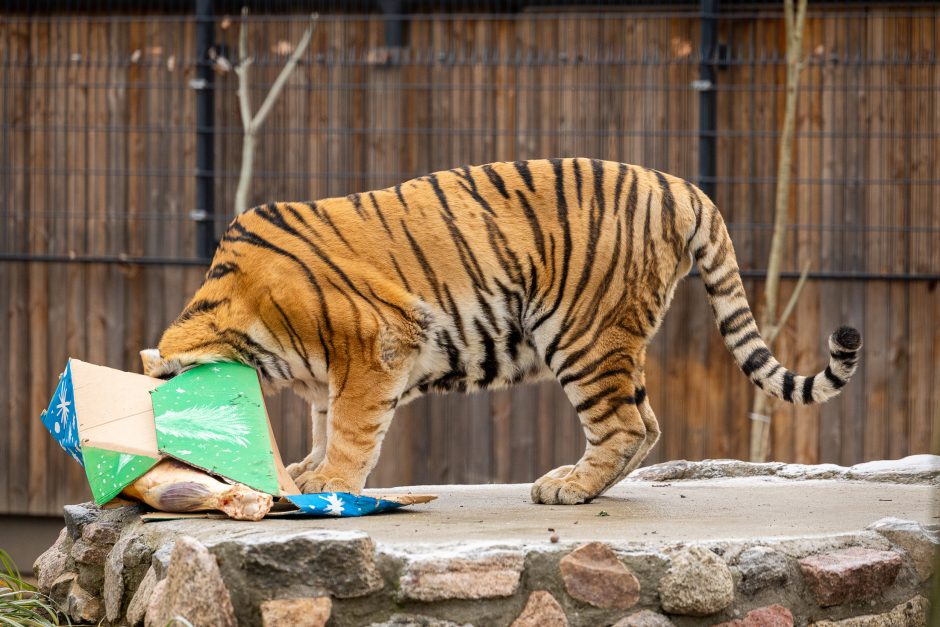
[283,492,424,517]
[40,361,83,466]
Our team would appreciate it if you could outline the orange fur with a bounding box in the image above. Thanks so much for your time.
[147,159,861,504]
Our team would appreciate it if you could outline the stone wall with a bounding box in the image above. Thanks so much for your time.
[32,503,936,626]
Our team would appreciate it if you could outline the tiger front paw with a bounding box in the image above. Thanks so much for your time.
[295,471,357,495]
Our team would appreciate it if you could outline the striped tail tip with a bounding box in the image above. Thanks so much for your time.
[817,325,862,403]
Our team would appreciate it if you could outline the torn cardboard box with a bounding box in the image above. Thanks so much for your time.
[41,358,436,520]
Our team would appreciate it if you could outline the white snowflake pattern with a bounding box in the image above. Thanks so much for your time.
[55,385,71,425]
[176,387,186,394]
[322,493,344,516]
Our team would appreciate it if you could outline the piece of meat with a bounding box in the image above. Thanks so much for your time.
[123,459,273,521]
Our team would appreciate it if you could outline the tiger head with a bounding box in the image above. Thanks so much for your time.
[141,298,242,379]
[142,287,295,382]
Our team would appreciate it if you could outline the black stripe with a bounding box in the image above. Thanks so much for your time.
[516,190,546,265]
[270,296,318,380]
[176,298,228,324]
[718,306,752,336]
[368,192,394,238]
[558,346,632,386]
[802,376,815,403]
[612,162,628,214]
[255,204,377,312]
[573,158,583,206]
[831,349,858,360]
[389,254,413,292]
[303,202,354,251]
[513,160,536,192]
[741,346,770,376]
[454,170,498,216]
[531,158,573,332]
[394,184,410,212]
[206,262,240,280]
[782,371,796,402]
[732,330,762,350]
[482,164,510,198]
[475,319,500,387]
[587,389,645,424]
[824,366,847,389]
[401,220,444,306]
[443,284,469,347]
[587,427,626,447]
[575,385,618,414]
[348,193,365,218]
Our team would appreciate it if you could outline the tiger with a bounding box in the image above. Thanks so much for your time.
[141,158,862,505]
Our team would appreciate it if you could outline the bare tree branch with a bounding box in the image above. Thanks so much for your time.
[252,23,315,130]
[766,260,811,346]
[233,10,318,215]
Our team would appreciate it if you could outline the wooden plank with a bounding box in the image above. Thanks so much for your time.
[0,6,18,513]
[26,18,51,515]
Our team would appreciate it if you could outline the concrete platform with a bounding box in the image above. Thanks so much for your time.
[31,457,940,626]
[170,478,933,547]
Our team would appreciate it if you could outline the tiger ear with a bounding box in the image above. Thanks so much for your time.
[140,348,163,376]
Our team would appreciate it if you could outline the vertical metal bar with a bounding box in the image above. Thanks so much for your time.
[698,0,718,200]
[380,0,405,47]
[194,0,215,260]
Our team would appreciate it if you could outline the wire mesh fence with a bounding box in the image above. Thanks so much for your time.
[2,2,938,279]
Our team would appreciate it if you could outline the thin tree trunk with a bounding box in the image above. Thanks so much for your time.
[233,10,316,215]
[749,0,809,462]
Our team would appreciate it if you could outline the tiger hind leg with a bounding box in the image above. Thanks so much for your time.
[611,395,661,483]
[532,336,648,505]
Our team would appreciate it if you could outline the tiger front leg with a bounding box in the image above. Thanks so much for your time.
[286,405,328,481]
[294,363,406,495]
[287,386,329,481]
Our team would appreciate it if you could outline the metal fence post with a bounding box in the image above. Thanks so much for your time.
[194,0,215,261]
[697,0,718,200]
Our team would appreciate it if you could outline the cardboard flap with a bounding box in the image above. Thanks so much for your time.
[152,363,285,496]
[70,359,163,457]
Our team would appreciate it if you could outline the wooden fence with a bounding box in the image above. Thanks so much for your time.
[1,6,938,516]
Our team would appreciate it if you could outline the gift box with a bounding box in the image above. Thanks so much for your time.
[41,359,164,504]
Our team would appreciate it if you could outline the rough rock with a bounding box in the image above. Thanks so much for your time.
[76,562,105,597]
[658,545,734,616]
[714,604,794,627]
[126,566,157,626]
[64,502,101,539]
[736,546,790,595]
[105,532,155,623]
[260,597,332,627]
[559,542,640,609]
[511,590,569,626]
[207,529,383,621]
[810,595,929,626]
[71,538,109,565]
[33,527,69,593]
[868,517,938,582]
[49,572,77,609]
[399,549,524,601]
[143,535,236,627]
[627,455,940,485]
[67,580,103,624]
[612,609,676,626]
[799,547,903,607]
[845,456,940,485]
[82,520,121,546]
[368,615,471,627]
